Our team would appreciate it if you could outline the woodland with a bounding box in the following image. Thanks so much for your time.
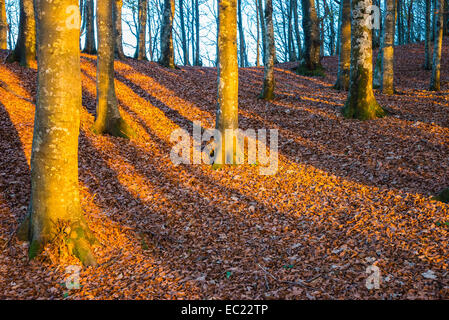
[0,0,448,299]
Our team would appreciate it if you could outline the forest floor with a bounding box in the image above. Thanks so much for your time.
[0,41,448,299]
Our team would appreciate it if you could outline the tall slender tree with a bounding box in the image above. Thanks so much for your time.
[0,0,7,49]
[333,0,350,90]
[83,0,96,54]
[7,0,35,67]
[424,0,432,69]
[160,0,175,68]
[379,0,396,95]
[92,0,136,138]
[135,0,148,60]
[237,0,248,67]
[261,0,275,100]
[343,0,385,119]
[113,0,126,59]
[292,0,302,60]
[430,0,444,91]
[18,0,97,266]
[214,0,240,165]
[180,0,189,65]
[299,0,322,75]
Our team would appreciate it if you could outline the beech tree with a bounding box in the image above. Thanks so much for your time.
[83,0,96,54]
[299,0,322,75]
[430,0,444,91]
[379,0,396,95]
[343,0,385,120]
[114,0,126,59]
[160,0,175,68]
[7,0,35,67]
[261,0,275,100]
[237,0,248,67]
[17,0,97,266]
[333,0,350,90]
[214,0,240,165]
[0,0,7,49]
[135,0,148,60]
[92,0,136,138]
[423,0,431,70]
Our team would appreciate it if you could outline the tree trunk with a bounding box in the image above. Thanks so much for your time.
[430,0,444,91]
[7,0,35,67]
[261,0,275,100]
[333,0,350,90]
[343,0,385,120]
[287,0,296,61]
[83,0,96,54]
[299,0,322,75]
[256,0,260,66]
[160,0,175,68]
[380,0,396,95]
[113,0,126,59]
[214,0,239,165]
[135,0,148,60]
[180,0,189,65]
[195,0,201,65]
[18,0,97,266]
[92,0,136,138]
[0,0,7,49]
[424,0,432,69]
[237,0,248,67]
[258,0,266,63]
[292,0,302,60]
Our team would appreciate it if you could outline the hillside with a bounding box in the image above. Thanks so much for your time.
[0,41,448,299]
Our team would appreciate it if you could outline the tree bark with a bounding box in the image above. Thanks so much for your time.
[237,0,248,67]
[194,0,201,65]
[430,0,444,91]
[343,0,385,120]
[214,0,239,165]
[380,0,396,95]
[18,0,97,266]
[0,0,7,49]
[292,0,302,60]
[424,0,432,69]
[92,0,136,138]
[160,0,175,68]
[135,0,148,60]
[261,0,275,100]
[83,0,96,54]
[180,0,189,65]
[113,0,126,59]
[7,0,35,67]
[257,0,266,63]
[333,0,350,90]
[299,0,322,75]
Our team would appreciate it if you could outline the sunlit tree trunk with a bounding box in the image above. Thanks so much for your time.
[0,0,7,49]
[424,0,432,69]
[299,0,322,74]
[92,0,136,138]
[160,0,175,68]
[333,0,350,90]
[135,0,148,60]
[343,0,385,120]
[7,0,35,67]
[430,0,444,91]
[83,0,96,54]
[261,0,275,100]
[380,0,396,95]
[113,0,125,59]
[214,0,239,165]
[17,0,97,266]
